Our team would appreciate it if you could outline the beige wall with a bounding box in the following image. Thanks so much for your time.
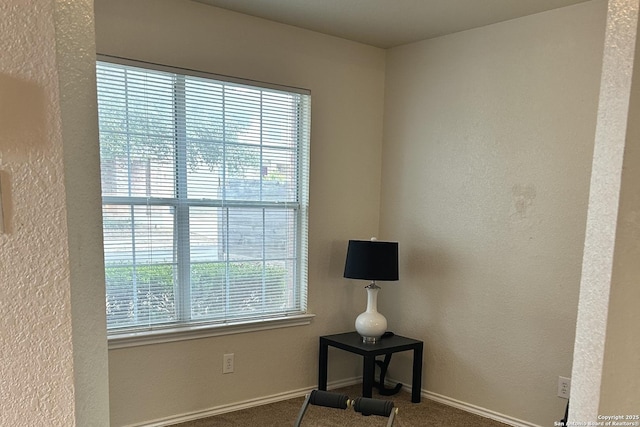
[600,10,640,410]
[380,1,606,425]
[94,0,386,424]
[0,0,109,425]
[5,0,639,426]
[571,0,640,419]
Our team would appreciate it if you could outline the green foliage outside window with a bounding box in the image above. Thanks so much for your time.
[105,262,288,329]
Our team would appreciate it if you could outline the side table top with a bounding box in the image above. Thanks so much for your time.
[320,331,422,354]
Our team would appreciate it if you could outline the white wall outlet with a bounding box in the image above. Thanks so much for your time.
[557,376,571,399]
[223,353,234,374]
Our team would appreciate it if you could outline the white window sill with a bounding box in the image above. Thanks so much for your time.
[107,313,316,350]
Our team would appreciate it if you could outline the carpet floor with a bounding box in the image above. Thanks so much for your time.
[172,384,510,426]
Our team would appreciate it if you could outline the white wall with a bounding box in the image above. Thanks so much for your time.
[571,0,640,420]
[0,0,109,425]
[600,12,640,410]
[380,1,606,425]
[600,18,640,410]
[94,0,386,425]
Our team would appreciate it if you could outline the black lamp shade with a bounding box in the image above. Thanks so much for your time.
[343,240,399,281]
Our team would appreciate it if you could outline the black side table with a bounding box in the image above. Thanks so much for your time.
[318,331,423,403]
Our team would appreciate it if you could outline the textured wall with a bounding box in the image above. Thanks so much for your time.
[600,20,640,409]
[95,0,386,425]
[0,1,109,425]
[381,1,606,425]
[0,1,76,425]
[571,0,640,420]
[54,0,112,425]
[599,17,640,409]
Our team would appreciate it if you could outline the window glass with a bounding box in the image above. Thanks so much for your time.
[96,59,310,334]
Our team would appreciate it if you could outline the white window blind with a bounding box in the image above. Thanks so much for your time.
[96,58,310,335]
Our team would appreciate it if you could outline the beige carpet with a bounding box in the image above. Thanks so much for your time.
[172,384,510,426]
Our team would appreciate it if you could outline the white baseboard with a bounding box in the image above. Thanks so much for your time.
[124,377,361,427]
[374,377,541,427]
[413,386,542,427]
[127,377,542,427]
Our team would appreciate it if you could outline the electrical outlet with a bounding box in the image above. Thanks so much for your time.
[223,353,234,374]
[557,376,571,399]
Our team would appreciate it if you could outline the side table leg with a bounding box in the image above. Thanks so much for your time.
[363,355,375,398]
[318,339,328,391]
[412,343,423,403]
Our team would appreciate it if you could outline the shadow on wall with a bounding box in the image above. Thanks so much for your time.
[405,243,452,281]
[328,239,357,328]
[0,74,46,157]
[0,74,47,235]
[387,239,457,339]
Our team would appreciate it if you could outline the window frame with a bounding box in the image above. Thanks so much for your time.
[96,55,312,346]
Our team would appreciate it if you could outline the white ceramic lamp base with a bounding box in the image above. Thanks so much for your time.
[355,284,387,343]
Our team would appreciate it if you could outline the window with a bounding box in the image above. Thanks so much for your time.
[96,58,310,338]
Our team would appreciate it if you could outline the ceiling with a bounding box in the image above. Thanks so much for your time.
[193,0,592,49]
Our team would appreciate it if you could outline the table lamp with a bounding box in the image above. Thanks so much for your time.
[344,238,399,343]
